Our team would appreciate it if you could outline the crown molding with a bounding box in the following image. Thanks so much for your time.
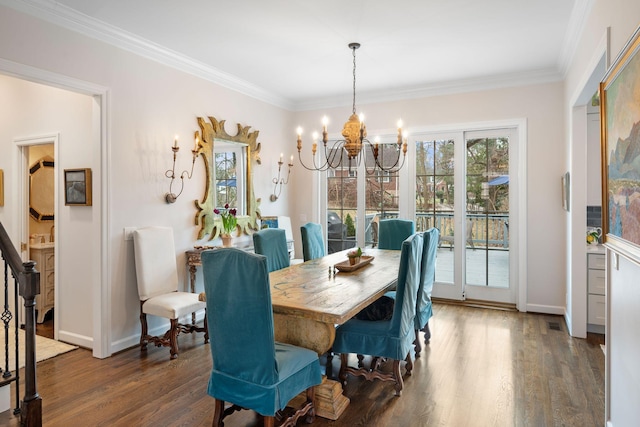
[1,0,577,113]
[294,68,564,112]
[0,0,295,110]
[557,0,595,77]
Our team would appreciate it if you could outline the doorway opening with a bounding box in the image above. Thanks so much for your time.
[19,138,58,340]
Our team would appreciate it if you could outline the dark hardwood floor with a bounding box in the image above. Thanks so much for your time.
[0,304,605,426]
[35,311,54,339]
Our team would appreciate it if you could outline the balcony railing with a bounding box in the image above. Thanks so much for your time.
[357,211,509,250]
[416,213,509,249]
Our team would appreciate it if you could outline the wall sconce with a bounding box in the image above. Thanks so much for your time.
[165,133,199,203]
[270,153,293,202]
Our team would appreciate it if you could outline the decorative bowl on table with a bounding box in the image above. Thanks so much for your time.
[335,248,374,272]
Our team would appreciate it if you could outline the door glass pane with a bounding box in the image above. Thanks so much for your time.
[415,138,455,283]
[465,137,510,287]
[365,142,401,248]
[327,149,356,254]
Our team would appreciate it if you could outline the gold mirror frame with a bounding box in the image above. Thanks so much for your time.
[194,116,261,240]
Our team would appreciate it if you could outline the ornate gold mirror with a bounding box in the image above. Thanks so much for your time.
[194,116,261,240]
[29,156,55,222]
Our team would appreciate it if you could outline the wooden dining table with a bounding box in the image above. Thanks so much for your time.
[268,248,401,355]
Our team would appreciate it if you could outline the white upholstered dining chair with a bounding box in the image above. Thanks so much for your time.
[132,226,208,360]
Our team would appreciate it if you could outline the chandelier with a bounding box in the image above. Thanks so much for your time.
[296,42,408,173]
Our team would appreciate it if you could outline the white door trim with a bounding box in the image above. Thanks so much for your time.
[0,57,112,358]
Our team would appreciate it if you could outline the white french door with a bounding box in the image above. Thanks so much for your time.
[412,126,518,305]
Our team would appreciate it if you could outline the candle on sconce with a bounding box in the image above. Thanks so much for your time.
[322,116,328,132]
[289,155,294,166]
[174,135,179,148]
[280,153,283,164]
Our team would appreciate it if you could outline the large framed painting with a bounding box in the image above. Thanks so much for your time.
[601,24,640,262]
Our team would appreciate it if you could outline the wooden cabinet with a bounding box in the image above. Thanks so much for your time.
[30,245,55,323]
[587,252,605,333]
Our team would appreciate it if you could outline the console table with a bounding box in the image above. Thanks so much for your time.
[186,240,293,293]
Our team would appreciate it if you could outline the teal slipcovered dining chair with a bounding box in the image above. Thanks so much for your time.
[332,232,423,396]
[414,227,439,357]
[378,218,415,250]
[201,248,322,427]
[253,228,290,272]
[301,222,325,261]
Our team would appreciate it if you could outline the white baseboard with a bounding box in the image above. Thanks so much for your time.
[526,304,565,315]
[58,329,93,349]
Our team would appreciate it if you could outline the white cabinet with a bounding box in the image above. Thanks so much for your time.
[587,252,605,333]
[30,245,55,323]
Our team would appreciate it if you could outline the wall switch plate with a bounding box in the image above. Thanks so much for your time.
[124,227,136,241]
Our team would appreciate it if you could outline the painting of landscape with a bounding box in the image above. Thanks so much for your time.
[604,28,640,253]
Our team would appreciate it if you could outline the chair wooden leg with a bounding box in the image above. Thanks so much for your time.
[212,399,224,427]
[304,385,316,423]
[392,359,404,396]
[203,312,210,344]
[325,348,334,378]
[339,353,349,384]
[371,357,383,371]
[169,318,179,360]
[405,353,413,376]
[414,328,422,358]
[423,322,431,343]
[139,309,148,351]
[264,416,275,427]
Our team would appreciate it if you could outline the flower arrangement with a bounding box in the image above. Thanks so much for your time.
[347,247,363,265]
[214,204,237,236]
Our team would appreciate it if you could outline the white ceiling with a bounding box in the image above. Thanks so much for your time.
[6,0,588,111]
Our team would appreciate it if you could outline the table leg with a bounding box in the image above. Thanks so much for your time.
[273,314,349,420]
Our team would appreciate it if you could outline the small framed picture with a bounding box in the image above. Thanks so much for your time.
[64,168,92,206]
[261,216,278,229]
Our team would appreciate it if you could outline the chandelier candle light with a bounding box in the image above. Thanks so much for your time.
[296,42,408,173]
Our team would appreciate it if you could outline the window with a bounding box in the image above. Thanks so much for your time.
[214,141,246,214]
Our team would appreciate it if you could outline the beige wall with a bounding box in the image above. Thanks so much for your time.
[0,5,294,354]
[293,81,566,311]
